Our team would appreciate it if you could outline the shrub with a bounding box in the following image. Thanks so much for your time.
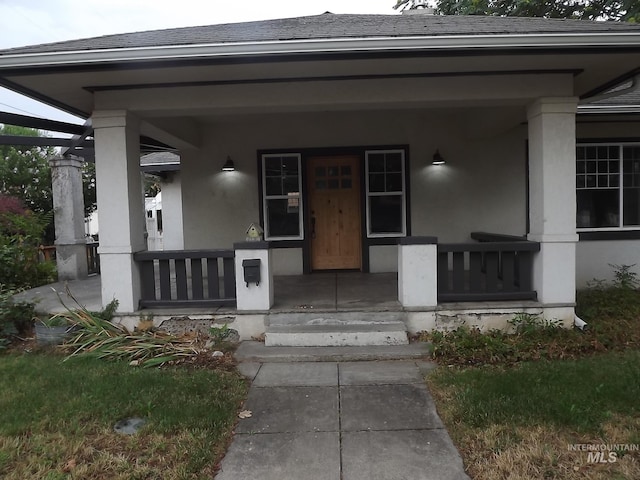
[0,287,35,350]
[0,204,56,289]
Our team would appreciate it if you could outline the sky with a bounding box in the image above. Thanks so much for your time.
[0,0,400,129]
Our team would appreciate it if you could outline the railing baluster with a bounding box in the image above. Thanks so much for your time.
[453,252,465,292]
[192,258,204,300]
[517,251,533,292]
[501,252,516,292]
[175,259,188,300]
[207,258,220,299]
[223,257,236,299]
[140,260,156,301]
[469,251,482,293]
[159,259,172,300]
[484,252,499,292]
[437,252,450,294]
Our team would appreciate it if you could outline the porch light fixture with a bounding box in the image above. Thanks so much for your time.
[222,156,235,171]
[432,149,445,165]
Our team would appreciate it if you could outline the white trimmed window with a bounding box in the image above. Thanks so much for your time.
[262,154,303,240]
[365,150,406,237]
[577,144,640,230]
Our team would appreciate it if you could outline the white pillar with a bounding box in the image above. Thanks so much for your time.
[234,242,273,311]
[161,172,184,250]
[93,110,145,312]
[49,155,88,280]
[398,237,438,308]
[526,98,579,308]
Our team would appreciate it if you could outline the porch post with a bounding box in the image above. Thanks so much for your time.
[160,171,184,250]
[49,155,88,280]
[92,110,145,312]
[398,237,438,308]
[526,98,579,312]
[234,242,273,311]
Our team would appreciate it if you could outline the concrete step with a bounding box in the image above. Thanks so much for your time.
[265,322,408,347]
[267,311,405,326]
[235,341,433,363]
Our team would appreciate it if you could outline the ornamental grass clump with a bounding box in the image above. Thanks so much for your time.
[57,298,203,368]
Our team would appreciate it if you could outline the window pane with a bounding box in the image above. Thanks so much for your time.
[386,173,403,192]
[369,173,385,192]
[328,166,339,177]
[282,156,298,174]
[283,175,299,194]
[264,158,282,176]
[386,153,402,172]
[577,161,586,174]
[623,188,640,226]
[370,196,403,234]
[577,190,619,228]
[266,199,300,237]
[368,154,385,173]
[328,179,339,189]
[265,176,282,196]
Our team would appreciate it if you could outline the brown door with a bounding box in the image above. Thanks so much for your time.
[308,156,361,270]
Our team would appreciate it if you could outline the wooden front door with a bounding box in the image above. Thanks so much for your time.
[308,156,361,270]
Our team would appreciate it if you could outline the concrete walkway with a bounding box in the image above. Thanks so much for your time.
[216,360,470,480]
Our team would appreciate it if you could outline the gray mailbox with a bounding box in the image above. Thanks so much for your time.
[242,259,261,287]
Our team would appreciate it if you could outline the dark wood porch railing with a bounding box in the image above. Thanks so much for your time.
[134,249,236,308]
[437,235,540,302]
[86,242,100,275]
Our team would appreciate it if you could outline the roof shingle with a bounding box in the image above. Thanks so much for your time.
[2,13,640,56]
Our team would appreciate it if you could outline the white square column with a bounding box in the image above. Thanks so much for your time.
[234,242,274,311]
[526,98,579,308]
[93,110,146,312]
[398,237,438,308]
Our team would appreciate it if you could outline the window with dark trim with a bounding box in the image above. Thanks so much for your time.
[577,144,640,230]
[261,154,303,240]
[365,150,406,237]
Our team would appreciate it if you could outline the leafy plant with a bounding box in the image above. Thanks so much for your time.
[39,315,71,328]
[58,299,204,368]
[610,263,639,290]
[0,287,35,350]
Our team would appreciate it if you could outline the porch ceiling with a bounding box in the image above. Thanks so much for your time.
[1,47,638,120]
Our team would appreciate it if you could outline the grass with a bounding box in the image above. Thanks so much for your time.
[0,352,247,479]
[424,283,640,479]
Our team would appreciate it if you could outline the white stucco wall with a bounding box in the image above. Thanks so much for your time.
[178,107,529,272]
[573,119,640,287]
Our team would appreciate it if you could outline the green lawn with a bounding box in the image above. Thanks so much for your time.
[428,351,640,480]
[0,353,247,479]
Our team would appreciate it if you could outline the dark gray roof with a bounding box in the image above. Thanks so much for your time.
[2,13,640,55]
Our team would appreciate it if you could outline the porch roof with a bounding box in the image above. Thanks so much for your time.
[0,13,638,124]
[2,13,640,55]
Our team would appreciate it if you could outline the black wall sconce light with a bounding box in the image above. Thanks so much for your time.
[222,156,235,171]
[432,149,446,165]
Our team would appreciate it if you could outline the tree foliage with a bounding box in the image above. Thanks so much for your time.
[394,0,640,21]
[0,124,97,237]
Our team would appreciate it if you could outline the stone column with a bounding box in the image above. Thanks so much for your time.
[92,110,145,312]
[234,242,273,311]
[49,155,88,280]
[526,98,579,313]
[398,237,438,308]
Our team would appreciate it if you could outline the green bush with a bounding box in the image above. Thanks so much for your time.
[0,287,35,350]
[0,210,56,289]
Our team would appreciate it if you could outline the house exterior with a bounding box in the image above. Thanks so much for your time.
[1,13,639,334]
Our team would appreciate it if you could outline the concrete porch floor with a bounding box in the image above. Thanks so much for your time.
[14,272,400,315]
